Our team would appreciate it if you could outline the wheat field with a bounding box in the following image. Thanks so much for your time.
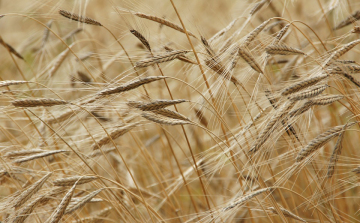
[1,0,360,222]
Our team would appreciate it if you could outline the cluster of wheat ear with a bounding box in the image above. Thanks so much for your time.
[2,0,360,222]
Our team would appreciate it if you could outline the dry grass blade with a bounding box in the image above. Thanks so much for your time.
[133,11,196,38]
[223,188,271,211]
[333,10,360,30]
[92,122,139,150]
[0,36,24,60]
[4,149,46,158]
[59,9,102,26]
[312,95,343,105]
[130,29,151,52]
[289,84,329,101]
[267,207,306,222]
[131,99,187,111]
[12,194,46,223]
[53,176,98,187]
[324,39,360,66]
[47,183,77,223]
[0,80,29,88]
[237,47,263,73]
[99,76,165,95]
[265,44,305,55]
[242,19,271,47]
[135,50,189,68]
[12,98,68,107]
[142,112,191,125]
[151,109,190,121]
[65,189,103,214]
[281,74,329,96]
[13,150,68,163]
[327,124,346,178]
[12,172,52,208]
[296,122,355,162]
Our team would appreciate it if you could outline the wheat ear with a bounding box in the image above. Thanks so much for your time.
[135,50,189,68]
[327,125,346,178]
[288,84,329,101]
[13,150,68,163]
[98,76,165,95]
[53,176,98,187]
[0,36,24,60]
[281,74,328,96]
[59,10,102,26]
[237,47,263,73]
[130,29,151,52]
[133,11,197,38]
[267,207,306,222]
[266,44,305,55]
[333,10,360,30]
[12,172,52,208]
[296,122,355,162]
[130,99,187,111]
[12,98,68,107]
[324,39,360,66]
[223,187,272,211]
[242,19,271,47]
[65,189,103,214]
[142,112,192,125]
